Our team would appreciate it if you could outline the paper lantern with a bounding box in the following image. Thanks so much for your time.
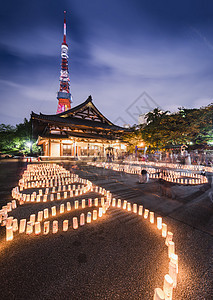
[117,199,121,208]
[50,194,54,201]
[51,206,56,216]
[157,217,162,230]
[153,288,165,300]
[70,191,73,197]
[45,188,49,194]
[36,195,40,202]
[162,223,167,238]
[67,202,71,211]
[150,212,154,224]
[52,220,58,233]
[127,202,131,211]
[138,205,143,216]
[39,189,43,196]
[57,193,60,200]
[163,274,173,300]
[165,232,173,246]
[75,200,79,210]
[12,200,17,209]
[43,195,47,202]
[112,198,116,207]
[44,208,49,219]
[99,207,103,217]
[37,211,43,222]
[12,219,18,232]
[168,241,175,258]
[170,253,178,273]
[100,197,104,206]
[94,198,99,207]
[30,214,36,225]
[73,217,78,229]
[102,205,106,214]
[93,210,97,220]
[81,199,85,209]
[44,221,50,235]
[26,221,33,234]
[88,198,92,207]
[169,261,178,288]
[133,203,137,214]
[123,200,127,210]
[75,190,78,196]
[52,187,56,193]
[6,216,13,228]
[7,202,12,212]
[6,226,13,241]
[60,204,64,214]
[19,219,26,233]
[144,209,149,219]
[26,194,30,202]
[80,213,85,226]
[63,220,69,231]
[87,212,92,223]
[35,222,41,235]
[64,191,67,199]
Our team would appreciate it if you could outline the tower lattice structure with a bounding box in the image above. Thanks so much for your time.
[56,11,72,114]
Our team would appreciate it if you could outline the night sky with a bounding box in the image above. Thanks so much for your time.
[1,0,213,126]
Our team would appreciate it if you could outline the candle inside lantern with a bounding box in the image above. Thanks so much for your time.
[133,203,137,213]
[99,207,103,217]
[81,199,85,208]
[162,223,167,238]
[6,226,13,241]
[12,200,17,209]
[6,216,13,228]
[73,217,78,229]
[44,208,49,219]
[63,220,69,231]
[50,194,54,201]
[57,193,60,200]
[153,288,165,300]
[60,204,64,214]
[157,217,162,230]
[127,202,131,211]
[123,200,127,210]
[30,214,36,225]
[144,209,149,219]
[19,219,26,233]
[170,253,178,273]
[36,195,40,202]
[52,220,58,233]
[35,222,41,235]
[95,198,99,207]
[168,241,175,258]
[101,197,105,206]
[67,202,71,211]
[112,198,116,207]
[117,199,121,208]
[93,210,97,220]
[165,232,173,246]
[37,211,43,222]
[51,206,56,216]
[163,274,173,300]
[64,191,67,199]
[138,205,143,216]
[12,219,18,232]
[26,221,33,234]
[87,212,92,223]
[169,260,178,288]
[44,221,50,235]
[80,213,85,226]
[43,195,47,202]
[150,211,154,223]
[75,200,79,210]
[88,198,92,207]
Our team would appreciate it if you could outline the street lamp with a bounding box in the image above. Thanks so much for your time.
[26,142,32,155]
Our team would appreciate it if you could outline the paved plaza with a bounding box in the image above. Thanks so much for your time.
[0,160,212,299]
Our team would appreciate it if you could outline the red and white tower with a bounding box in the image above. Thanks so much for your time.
[56,11,72,114]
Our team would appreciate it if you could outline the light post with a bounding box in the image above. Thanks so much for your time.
[26,142,33,156]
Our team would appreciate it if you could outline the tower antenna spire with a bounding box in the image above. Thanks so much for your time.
[63,10,67,44]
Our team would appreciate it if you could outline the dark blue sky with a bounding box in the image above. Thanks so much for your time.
[1,0,213,125]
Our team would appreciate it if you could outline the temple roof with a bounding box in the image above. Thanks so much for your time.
[31,96,128,132]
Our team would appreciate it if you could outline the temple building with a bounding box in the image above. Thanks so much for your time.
[31,12,129,158]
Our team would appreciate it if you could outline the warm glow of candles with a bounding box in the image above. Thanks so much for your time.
[57,193,60,200]
[87,212,92,223]
[162,223,167,238]
[170,253,178,273]
[80,213,85,226]
[6,226,13,241]
[99,207,103,217]
[60,204,64,214]
[157,217,162,230]
[19,219,26,233]
[112,198,116,207]
[123,200,127,210]
[30,214,36,225]
[12,219,18,232]
[93,210,97,220]
[88,198,92,207]
[6,216,13,228]
[153,288,165,300]
[133,203,137,213]
[163,274,173,300]
[44,208,49,219]
[95,198,99,207]
[75,200,79,210]
[67,202,71,211]
[81,199,85,208]
[117,199,121,208]
[127,202,131,211]
[26,221,33,234]
[51,206,56,216]
[64,191,67,199]
[73,217,78,229]
[150,211,154,224]
[63,220,69,231]
[37,211,43,222]
[166,232,173,246]
[101,197,105,206]
[52,220,58,233]
[144,209,149,219]
[44,221,50,235]
[35,222,41,234]
[138,205,143,216]
[168,241,175,258]
[169,261,178,288]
